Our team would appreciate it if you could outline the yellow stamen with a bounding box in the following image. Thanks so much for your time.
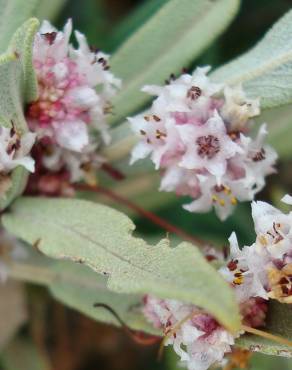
[224,186,231,195]
[258,235,268,246]
[231,197,237,205]
[219,198,225,206]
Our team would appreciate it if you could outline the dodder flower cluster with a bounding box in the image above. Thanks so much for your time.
[0,125,35,198]
[27,20,120,185]
[129,67,277,220]
[143,195,292,370]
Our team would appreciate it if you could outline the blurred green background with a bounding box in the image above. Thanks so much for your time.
[2,1,292,369]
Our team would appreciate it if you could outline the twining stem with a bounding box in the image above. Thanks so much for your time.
[75,183,206,247]
[94,303,160,346]
[242,325,292,348]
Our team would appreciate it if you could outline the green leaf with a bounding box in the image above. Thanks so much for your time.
[211,9,292,110]
[8,250,158,335]
[255,105,292,159]
[8,17,39,103]
[8,253,292,358]
[0,0,41,53]
[34,0,68,22]
[110,0,240,124]
[108,0,168,51]
[238,301,292,357]
[50,261,158,335]
[0,18,39,210]
[2,197,241,333]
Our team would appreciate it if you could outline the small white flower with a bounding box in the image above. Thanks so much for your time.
[0,125,35,174]
[177,111,242,180]
[129,67,277,220]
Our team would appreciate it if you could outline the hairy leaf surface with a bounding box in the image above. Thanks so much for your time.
[211,9,292,109]
[3,197,241,332]
[0,19,39,210]
[110,0,240,124]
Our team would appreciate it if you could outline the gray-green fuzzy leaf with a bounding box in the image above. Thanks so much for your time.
[8,254,292,357]
[0,18,39,210]
[2,197,241,333]
[211,9,292,110]
[110,0,240,124]
[0,0,41,53]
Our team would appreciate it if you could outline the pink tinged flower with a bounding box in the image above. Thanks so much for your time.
[219,233,269,302]
[142,66,222,116]
[238,124,278,194]
[160,165,201,198]
[143,295,236,370]
[27,19,120,182]
[182,176,240,221]
[252,198,292,260]
[177,111,242,180]
[240,297,268,328]
[129,66,277,221]
[0,126,35,173]
[129,114,183,169]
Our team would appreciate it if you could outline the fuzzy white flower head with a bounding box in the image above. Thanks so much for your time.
[27,20,121,182]
[129,66,277,220]
[0,126,35,174]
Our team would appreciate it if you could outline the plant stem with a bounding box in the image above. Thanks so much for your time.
[75,183,206,247]
[7,260,55,286]
[242,325,292,348]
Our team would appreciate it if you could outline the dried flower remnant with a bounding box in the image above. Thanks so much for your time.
[0,124,35,199]
[129,66,277,220]
[26,20,121,187]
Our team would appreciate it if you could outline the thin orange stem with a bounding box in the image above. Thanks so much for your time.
[242,325,292,348]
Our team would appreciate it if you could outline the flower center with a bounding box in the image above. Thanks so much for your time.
[196,135,220,159]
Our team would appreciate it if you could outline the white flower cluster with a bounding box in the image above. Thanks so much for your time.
[129,67,277,220]
[143,195,292,370]
[221,194,292,304]
[27,20,121,182]
[0,125,35,198]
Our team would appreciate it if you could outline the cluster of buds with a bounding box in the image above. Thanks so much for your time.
[26,20,121,194]
[143,195,292,370]
[0,124,35,199]
[129,67,277,220]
